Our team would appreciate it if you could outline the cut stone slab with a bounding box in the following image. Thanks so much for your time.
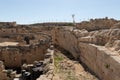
[0,42,19,46]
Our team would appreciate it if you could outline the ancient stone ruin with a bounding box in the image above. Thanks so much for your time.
[0,18,120,80]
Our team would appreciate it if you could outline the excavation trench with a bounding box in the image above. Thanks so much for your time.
[53,45,99,80]
[0,41,100,80]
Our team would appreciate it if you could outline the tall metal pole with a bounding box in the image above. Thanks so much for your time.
[72,14,76,26]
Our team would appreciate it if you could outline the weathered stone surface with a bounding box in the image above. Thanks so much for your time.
[53,28,80,59]
[0,61,10,80]
[1,20,120,80]
[37,48,54,80]
[52,26,120,80]
[53,74,61,80]
[0,41,48,68]
[76,18,118,31]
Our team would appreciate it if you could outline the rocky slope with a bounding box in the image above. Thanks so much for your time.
[52,19,120,80]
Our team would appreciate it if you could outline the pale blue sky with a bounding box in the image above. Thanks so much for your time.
[0,0,120,24]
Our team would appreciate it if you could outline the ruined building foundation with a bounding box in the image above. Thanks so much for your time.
[0,19,120,80]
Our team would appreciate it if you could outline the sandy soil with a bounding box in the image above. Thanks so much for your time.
[53,49,99,80]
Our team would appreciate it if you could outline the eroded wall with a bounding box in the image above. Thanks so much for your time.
[0,42,48,68]
[52,27,120,80]
[52,27,79,59]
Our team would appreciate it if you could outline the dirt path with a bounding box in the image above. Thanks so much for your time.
[53,49,99,80]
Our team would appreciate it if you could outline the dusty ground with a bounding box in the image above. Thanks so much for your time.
[53,49,99,80]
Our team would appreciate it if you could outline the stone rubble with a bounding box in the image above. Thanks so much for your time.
[37,47,54,80]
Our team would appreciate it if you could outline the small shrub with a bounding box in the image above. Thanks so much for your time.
[105,64,110,69]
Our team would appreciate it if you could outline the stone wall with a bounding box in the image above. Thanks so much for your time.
[52,27,120,80]
[37,47,54,80]
[79,43,120,80]
[0,42,49,68]
[52,27,79,59]
[0,22,16,28]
